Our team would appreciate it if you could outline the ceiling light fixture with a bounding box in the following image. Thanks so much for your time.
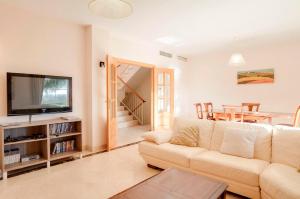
[88,0,133,19]
[229,53,246,67]
[228,36,246,67]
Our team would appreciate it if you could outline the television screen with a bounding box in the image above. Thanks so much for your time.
[7,73,72,116]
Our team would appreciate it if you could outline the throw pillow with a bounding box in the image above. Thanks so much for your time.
[220,128,257,159]
[169,126,199,147]
[142,131,173,144]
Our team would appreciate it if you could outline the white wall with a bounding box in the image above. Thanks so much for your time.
[0,5,89,146]
[86,26,109,151]
[178,36,300,123]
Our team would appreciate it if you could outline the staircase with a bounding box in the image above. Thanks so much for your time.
[117,64,146,129]
[117,105,139,129]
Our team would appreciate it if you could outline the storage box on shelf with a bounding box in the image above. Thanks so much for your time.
[0,118,82,179]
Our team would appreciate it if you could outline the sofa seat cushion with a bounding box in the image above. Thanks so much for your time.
[190,151,269,186]
[139,141,206,167]
[260,163,300,199]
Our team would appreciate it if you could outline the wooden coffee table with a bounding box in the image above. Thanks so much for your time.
[109,168,228,199]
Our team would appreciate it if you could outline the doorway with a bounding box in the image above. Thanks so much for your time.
[106,56,174,150]
[116,64,152,146]
[106,57,154,149]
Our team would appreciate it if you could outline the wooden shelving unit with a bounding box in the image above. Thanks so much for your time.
[5,158,48,172]
[4,138,48,146]
[0,118,82,179]
[50,132,82,139]
[50,150,82,161]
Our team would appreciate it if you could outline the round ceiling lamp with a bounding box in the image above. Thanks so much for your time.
[88,0,133,19]
[228,36,246,67]
[229,53,246,67]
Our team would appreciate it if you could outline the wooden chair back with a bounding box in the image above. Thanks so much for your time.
[194,103,203,119]
[222,105,242,121]
[241,103,260,123]
[242,103,260,112]
[294,106,300,127]
[203,102,214,120]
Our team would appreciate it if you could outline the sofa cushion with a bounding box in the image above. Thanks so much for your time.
[172,117,214,149]
[170,126,199,147]
[142,131,173,144]
[220,128,257,158]
[272,126,300,168]
[260,163,300,199]
[210,121,273,162]
[139,141,206,167]
[190,151,269,186]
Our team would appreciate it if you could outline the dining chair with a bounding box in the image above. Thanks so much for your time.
[203,102,215,120]
[294,106,300,127]
[194,103,203,119]
[242,103,260,112]
[279,106,300,127]
[222,105,243,122]
[241,103,261,123]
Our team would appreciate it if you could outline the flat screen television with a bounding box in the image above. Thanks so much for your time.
[7,73,72,116]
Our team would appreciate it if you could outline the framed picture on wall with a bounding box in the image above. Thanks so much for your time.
[237,68,274,84]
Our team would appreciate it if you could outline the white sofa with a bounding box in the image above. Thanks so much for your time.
[260,126,300,199]
[138,117,300,199]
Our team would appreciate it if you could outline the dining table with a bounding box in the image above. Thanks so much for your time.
[207,105,294,124]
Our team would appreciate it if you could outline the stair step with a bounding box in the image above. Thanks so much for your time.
[117,115,133,122]
[117,110,129,116]
[118,106,125,111]
[118,120,139,128]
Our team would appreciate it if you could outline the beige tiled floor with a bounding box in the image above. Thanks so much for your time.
[0,145,245,199]
[117,125,150,147]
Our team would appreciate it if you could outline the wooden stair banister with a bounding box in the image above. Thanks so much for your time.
[117,76,146,103]
[118,76,146,125]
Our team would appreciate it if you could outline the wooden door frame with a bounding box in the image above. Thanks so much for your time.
[106,56,156,150]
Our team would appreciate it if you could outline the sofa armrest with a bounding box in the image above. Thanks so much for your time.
[142,130,173,144]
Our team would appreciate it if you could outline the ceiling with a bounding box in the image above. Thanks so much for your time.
[2,0,300,56]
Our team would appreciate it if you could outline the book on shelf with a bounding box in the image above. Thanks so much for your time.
[52,139,75,155]
[50,123,76,136]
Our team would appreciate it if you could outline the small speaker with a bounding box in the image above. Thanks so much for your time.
[99,61,105,68]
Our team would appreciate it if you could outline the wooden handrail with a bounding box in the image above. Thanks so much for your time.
[132,102,144,112]
[120,101,143,124]
[117,76,146,103]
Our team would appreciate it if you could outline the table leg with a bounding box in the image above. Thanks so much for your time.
[268,117,272,124]
[215,113,219,121]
